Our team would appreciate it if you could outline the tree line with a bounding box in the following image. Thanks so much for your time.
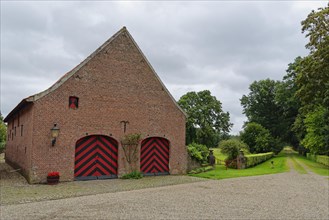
[0,5,327,157]
[240,4,328,156]
[179,4,328,156]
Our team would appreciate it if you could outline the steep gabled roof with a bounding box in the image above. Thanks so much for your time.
[4,27,187,122]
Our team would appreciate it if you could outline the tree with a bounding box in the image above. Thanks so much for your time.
[240,122,282,154]
[301,106,329,155]
[275,57,302,148]
[240,79,284,138]
[187,143,209,163]
[0,113,7,153]
[297,4,329,107]
[0,113,7,143]
[219,139,249,160]
[295,5,329,155]
[178,90,232,147]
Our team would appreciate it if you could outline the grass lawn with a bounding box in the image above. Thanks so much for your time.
[191,147,328,180]
[290,156,308,174]
[294,155,329,176]
[190,152,288,180]
[210,148,227,163]
[284,147,329,176]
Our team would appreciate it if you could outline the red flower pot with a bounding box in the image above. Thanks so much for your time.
[47,176,59,185]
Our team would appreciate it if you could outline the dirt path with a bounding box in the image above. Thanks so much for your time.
[293,157,320,174]
[286,151,327,176]
[287,156,298,173]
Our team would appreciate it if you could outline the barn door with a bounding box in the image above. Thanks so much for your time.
[140,137,169,176]
[74,135,118,180]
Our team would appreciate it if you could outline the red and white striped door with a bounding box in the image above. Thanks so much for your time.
[74,135,118,180]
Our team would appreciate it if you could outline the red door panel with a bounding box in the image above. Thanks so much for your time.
[140,137,169,175]
[74,135,118,180]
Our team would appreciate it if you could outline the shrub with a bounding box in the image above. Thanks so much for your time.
[188,166,214,174]
[0,114,6,144]
[306,153,316,161]
[225,159,238,169]
[241,122,283,154]
[120,133,142,145]
[219,139,249,160]
[121,171,143,179]
[269,137,284,155]
[0,142,5,154]
[317,156,329,167]
[187,143,209,163]
[302,106,329,155]
[306,153,329,167]
[245,152,274,168]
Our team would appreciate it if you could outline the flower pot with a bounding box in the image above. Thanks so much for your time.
[47,176,59,185]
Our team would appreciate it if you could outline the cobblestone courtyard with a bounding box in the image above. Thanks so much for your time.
[1,154,328,219]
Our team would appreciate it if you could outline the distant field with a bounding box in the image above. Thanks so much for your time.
[210,148,227,163]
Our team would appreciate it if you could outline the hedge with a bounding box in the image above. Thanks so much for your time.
[245,152,274,168]
[0,142,5,154]
[306,153,329,167]
[188,166,214,174]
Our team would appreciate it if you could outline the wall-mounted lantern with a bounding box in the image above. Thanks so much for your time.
[51,123,60,146]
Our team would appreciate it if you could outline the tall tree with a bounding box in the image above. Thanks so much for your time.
[275,57,302,148]
[240,79,284,138]
[0,113,7,144]
[301,106,329,155]
[178,90,232,147]
[297,4,329,107]
[295,4,329,155]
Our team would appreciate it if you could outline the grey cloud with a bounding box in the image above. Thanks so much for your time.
[1,1,327,134]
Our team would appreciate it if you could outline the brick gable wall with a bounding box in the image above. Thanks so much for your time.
[24,30,186,183]
[5,104,34,181]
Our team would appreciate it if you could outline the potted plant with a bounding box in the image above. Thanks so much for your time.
[47,171,60,185]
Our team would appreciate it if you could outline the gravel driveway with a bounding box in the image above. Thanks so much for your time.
[2,164,328,220]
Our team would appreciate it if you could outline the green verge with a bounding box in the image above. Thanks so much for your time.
[285,147,328,176]
[290,156,308,174]
[211,148,227,161]
[294,155,329,176]
[189,152,288,180]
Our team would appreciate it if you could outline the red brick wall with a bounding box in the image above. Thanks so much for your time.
[28,31,186,183]
[5,104,34,181]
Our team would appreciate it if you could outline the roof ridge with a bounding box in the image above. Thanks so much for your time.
[5,26,187,121]
[28,26,128,102]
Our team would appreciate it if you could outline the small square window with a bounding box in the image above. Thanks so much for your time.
[69,96,79,109]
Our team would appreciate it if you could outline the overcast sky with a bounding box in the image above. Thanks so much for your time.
[1,1,327,134]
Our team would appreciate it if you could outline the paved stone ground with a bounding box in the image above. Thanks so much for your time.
[1,157,328,220]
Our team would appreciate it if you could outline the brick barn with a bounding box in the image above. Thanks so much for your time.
[4,27,187,183]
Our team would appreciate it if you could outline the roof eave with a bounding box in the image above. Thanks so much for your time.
[4,99,33,122]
